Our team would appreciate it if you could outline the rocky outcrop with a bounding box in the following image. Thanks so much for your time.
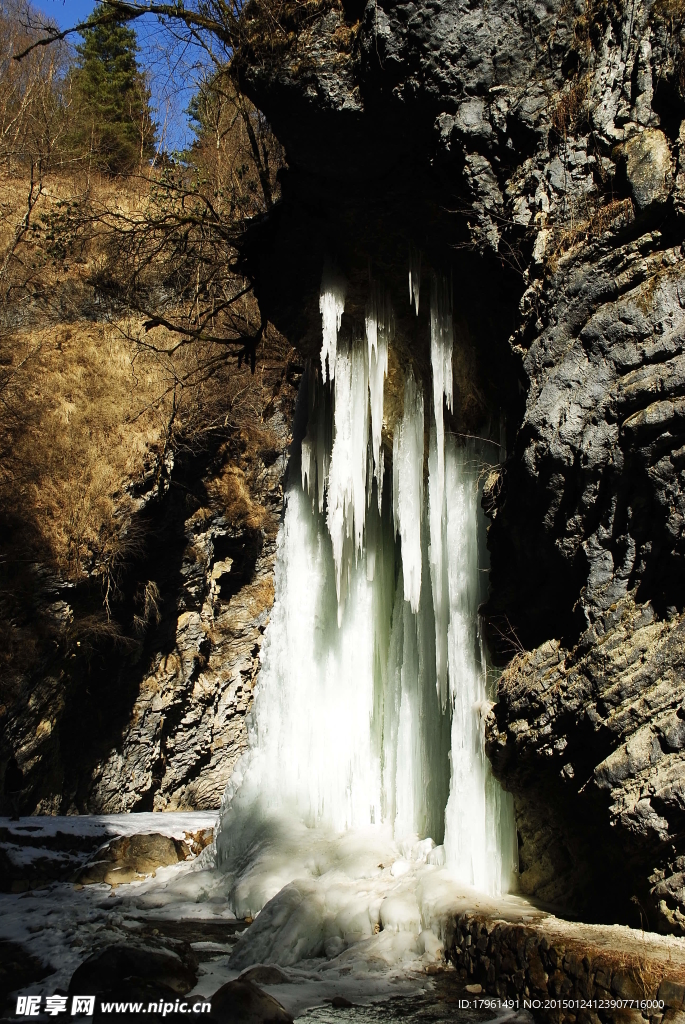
[487,597,685,933]
[485,221,685,648]
[0,385,298,815]
[85,419,289,814]
[74,833,194,886]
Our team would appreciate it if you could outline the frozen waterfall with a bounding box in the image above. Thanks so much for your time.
[215,267,517,969]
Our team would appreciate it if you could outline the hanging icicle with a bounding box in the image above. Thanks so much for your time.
[327,339,370,614]
[319,268,346,383]
[392,371,424,614]
[215,261,517,972]
[408,245,421,316]
[366,283,391,513]
[427,273,455,710]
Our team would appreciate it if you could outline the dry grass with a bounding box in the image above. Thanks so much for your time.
[207,465,268,531]
[0,161,296,716]
[0,319,169,576]
[550,78,590,141]
[545,197,634,273]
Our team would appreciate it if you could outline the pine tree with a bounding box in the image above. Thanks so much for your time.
[70,3,156,174]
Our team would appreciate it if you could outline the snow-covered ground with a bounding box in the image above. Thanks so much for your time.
[0,813,537,1022]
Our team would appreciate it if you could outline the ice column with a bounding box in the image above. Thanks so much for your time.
[319,272,346,383]
[409,245,421,315]
[429,274,454,497]
[439,440,518,896]
[366,285,390,512]
[392,372,424,613]
[327,341,370,612]
[301,372,331,514]
[427,275,454,708]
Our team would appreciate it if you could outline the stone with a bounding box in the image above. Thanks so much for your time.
[620,129,674,210]
[68,945,197,998]
[75,834,188,886]
[612,970,643,1000]
[209,980,293,1023]
[0,940,51,1009]
[237,966,292,986]
[659,981,685,1008]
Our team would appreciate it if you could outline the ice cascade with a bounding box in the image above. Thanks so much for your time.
[215,266,517,972]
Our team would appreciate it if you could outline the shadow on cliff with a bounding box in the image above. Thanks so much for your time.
[0,435,243,814]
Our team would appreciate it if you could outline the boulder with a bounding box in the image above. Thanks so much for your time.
[620,129,673,209]
[75,833,188,886]
[209,980,292,1024]
[237,965,292,986]
[68,945,196,998]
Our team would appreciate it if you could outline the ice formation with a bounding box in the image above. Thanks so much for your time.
[215,267,517,973]
[392,372,424,613]
[428,275,454,709]
[319,271,346,383]
[366,285,391,510]
[408,245,421,315]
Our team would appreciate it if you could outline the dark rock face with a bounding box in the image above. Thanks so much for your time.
[68,945,197,998]
[232,0,685,932]
[486,597,685,933]
[486,224,685,649]
[0,940,51,1016]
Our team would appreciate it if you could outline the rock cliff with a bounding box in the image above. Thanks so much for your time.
[1,360,299,814]
[230,0,685,933]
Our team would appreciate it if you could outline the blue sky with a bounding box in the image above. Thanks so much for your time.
[29,0,208,151]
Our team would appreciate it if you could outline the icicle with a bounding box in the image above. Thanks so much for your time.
[429,273,454,502]
[441,439,517,896]
[319,269,346,383]
[215,272,518,969]
[427,423,449,709]
[392,370,424,613]
[366,284,390,513]
[408,245,421,316]
[427,273,454,709]
[327,340,370,615]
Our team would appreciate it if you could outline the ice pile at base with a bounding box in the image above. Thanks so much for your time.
[214,262,517,972]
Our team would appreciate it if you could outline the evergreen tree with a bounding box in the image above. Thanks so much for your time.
[70,4,156,174]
